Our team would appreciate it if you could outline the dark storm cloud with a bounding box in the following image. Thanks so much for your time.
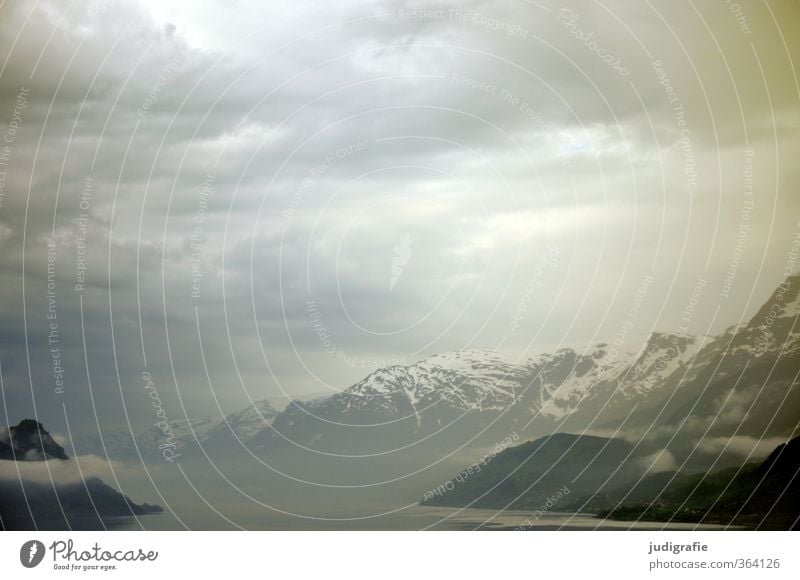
[0,0,798,432]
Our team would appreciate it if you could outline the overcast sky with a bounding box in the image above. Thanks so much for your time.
[0,0,798,433]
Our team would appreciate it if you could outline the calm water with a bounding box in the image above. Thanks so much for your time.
[103,507,734,531]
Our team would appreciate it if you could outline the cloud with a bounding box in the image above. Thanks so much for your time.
[637,448,676,474]
[0,0,798,433]
[0,455,139,485]
[697,436,787,460]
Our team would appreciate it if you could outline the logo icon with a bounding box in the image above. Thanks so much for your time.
[20,540,45,568]
[390,234,413,291]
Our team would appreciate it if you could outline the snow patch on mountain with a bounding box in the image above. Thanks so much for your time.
[339,349,530,419]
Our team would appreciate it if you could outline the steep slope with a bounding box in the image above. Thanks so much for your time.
[0,420,162,530]
[591,435,800,529]
[70,275,800,470]
[312,349,531,423]
[0,419,69,460]
[418,433,653,510]
[0,477,163,530]
[624,273,800,440]
[72,399,279,459]
[519,333,705,429]
[257,335,705,456]
[261,350,535,455]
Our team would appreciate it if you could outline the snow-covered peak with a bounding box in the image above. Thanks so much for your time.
[421,349,512,371]
[229,399,278,422]
[418,350,526,384]
[524,344,635,418]
[332,348,530,423]
[618,332,705,396]
[214,399,279,440]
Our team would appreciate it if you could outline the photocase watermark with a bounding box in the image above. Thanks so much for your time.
[336,352,408,370]
[2,86,28,143]
[141,371,181,463]
[396,8,447,19]
[137,48,187,118]
[753,278,792,355]
[389,234,413,290]
[783,223,800,279]
[190,174,214,299]
[20,540,46,568]
[498,87,574,168]
[422,431,519,501]
[46,238,65,395]
[510,244,559,332]
[0,86,29,211]
[448,9,530,38]
[306,299,406,369]
[451,72,499,97]
[725,0,752,36]
[556,8,629,77]
[284,140,369,220]
[48,539,157,570]
[720,149,755,299]
[678,277,707,334]
[451,73,572,168]
[753,227,800,355]
[397,8,530,38]
[513,484,570,530]
[307,299,335,354]
[652,59,696,195]
[74,175,94,293]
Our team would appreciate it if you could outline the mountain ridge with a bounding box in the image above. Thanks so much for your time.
[64,275,800,472]
[0,419,163,530]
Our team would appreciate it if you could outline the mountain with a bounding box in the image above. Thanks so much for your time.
[66,275,800,496]
[259,350,534,455]
[408,275,800,517]
[0,419,69,460]
[71,399,279,459]
[271,273,798,456]
[589,435,800,530]
[519,332,705,429]
[254,335,705,457]
[419,433,654,510]
[0,420,162,530]
[0,477,163,530]
[416,429,799,529]
[623,273,800,440]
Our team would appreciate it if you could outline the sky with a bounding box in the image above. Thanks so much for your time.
[0,0,798,433]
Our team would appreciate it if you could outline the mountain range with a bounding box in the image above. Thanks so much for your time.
[33,273,800,523]
[99,273,797,461]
